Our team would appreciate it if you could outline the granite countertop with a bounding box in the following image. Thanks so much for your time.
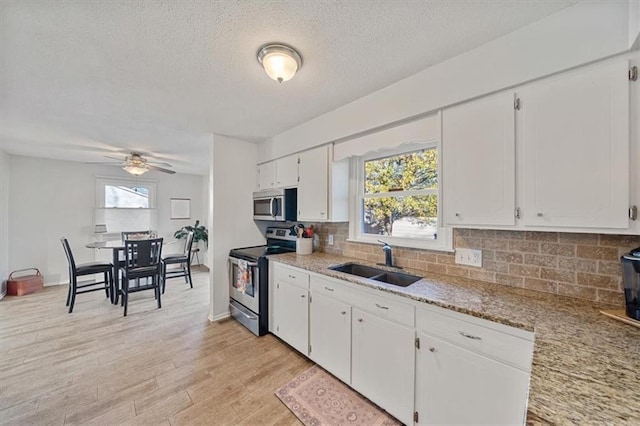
[271,252,640,425]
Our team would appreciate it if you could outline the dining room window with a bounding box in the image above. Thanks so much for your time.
[95,177,158,234]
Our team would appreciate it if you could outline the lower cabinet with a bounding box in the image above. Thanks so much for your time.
[309,292,351,383]
[271,263,534,426]
[273,280,309,355]
[352,308,415,426]
[416,333,530,425]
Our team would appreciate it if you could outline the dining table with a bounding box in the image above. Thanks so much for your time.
[86,239,175,304]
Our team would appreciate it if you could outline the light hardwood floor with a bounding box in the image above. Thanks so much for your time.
[0,269,312,425]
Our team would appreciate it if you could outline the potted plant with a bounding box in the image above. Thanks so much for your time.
[174,220,208,248]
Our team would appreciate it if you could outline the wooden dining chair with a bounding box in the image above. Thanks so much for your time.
[61,237,114,313]
[161,231,194,293]
[120,237,163,316]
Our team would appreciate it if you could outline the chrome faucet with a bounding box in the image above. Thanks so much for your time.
[378,240,393,267]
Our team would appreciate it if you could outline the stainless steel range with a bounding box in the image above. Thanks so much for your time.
[228,227,297,335]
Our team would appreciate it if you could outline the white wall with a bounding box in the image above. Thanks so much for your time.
[631,0,640,49]
[7,155,205,285]
[258,0,632,162]
[0,150,9,297]
[208,135,264,321]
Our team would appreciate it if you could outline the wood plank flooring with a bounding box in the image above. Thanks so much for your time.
[0,269,312,425]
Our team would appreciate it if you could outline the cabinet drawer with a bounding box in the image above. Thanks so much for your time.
[417,306,534,371]
[310,275,350,300]
[355,291,415,328]
[274,263,309,289]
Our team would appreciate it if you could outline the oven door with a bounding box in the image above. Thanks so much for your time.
[228,256,260,313]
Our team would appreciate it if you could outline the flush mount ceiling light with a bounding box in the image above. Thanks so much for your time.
[257,43,302,83]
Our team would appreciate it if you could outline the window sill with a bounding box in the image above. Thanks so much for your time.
[346,234,454,253]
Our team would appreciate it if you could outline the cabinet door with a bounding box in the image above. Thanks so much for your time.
[309,292,351,384]
[352,308,415,426]
[257,161,276,190]
[520,60,629,229]
[416,333,529,425]
[275,155,299,188]
[443,92,516,226]
[274,280,308,355]
[297,146,329,221]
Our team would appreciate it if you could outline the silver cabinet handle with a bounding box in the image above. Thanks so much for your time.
[429,347,437,352]
[341,311,346,315]
[537,212,543,217]
[455,213,460,217]
[301,294,306,298]
[324,286,334,292]
[357,318,363,322]
[288,274,296,279]
[375,303,389,310]
[459,331,482,340]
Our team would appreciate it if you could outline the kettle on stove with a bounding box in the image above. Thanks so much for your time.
[621,246,640,320]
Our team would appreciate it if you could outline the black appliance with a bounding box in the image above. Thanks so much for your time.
[621,246,640,321]
[228,227,296,335]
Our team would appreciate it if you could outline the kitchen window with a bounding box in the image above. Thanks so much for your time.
[350,143,452,251]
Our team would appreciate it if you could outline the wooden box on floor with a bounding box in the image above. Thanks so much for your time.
[7,268,44,296]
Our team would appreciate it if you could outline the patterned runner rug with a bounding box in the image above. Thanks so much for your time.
[275,365,401,426]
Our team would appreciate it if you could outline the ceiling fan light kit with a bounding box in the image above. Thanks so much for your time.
[257,43,302,83]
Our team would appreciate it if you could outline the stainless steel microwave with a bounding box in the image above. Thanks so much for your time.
[253,188,297,222]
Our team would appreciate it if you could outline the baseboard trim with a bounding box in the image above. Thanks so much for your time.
[0,290,5,300]
[208,311,230,322]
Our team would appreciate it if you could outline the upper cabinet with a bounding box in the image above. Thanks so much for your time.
[443,92,516,227]
[519,60,630,229]
[275,155,299,188]
[257,161,276,191]
[297,145,349,222]
[442,58,636,233]
[257,155,299,190]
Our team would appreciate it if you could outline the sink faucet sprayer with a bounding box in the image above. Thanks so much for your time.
[378,240,393,267]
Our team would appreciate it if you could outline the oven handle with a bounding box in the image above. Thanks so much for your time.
[229,257,258,268]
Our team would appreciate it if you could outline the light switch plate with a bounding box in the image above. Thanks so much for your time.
[455,248,482,267]
[328,234,334,245]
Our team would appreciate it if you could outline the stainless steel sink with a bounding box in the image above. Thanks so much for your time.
[329,262,422,287]
[329,263,384,278]
[370,271,422,287]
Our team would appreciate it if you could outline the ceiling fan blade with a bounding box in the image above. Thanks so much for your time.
[103,155,125,161]
[147,161,173,168]
[84,161,121,165]
[147,164,176,174]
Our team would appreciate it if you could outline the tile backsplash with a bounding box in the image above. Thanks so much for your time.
[313,222,640,306]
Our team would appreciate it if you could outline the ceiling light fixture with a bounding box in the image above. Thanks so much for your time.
[122,156,150,176]
[257,43,302,83]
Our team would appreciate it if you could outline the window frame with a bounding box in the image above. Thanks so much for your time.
[348,142,453,252]
[96,176,157,209]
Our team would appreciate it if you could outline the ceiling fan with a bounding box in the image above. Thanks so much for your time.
[88,152,176,175]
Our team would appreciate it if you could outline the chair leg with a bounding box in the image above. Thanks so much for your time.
[68,277,77,313]
[161,262,166,294]
[123,280,128,316]
[104,271,110,298]
[186,262,193,289]
[66,281,72,307]
[155,276,162,309]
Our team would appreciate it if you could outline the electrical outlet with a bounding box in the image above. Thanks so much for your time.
[328,234,334,245]
[455,248,482,267]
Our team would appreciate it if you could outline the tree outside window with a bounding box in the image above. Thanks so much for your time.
[362,147,438,239]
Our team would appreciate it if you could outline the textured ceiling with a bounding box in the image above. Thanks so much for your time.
[0,0,579,175]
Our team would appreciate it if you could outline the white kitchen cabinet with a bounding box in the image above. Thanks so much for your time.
[414,303,533,425]
[273,280,309,355]
[519,59,630,229]
[443,92,516,227]
[309,291,351,384]
[351,308,415,426]
[257,161,276,190]
[297,145,348,222]
[416,333,530,425]
[275,155,299,188]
